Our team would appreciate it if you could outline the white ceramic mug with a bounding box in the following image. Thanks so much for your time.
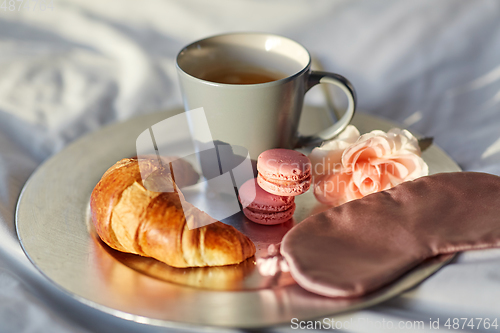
[176,32,356,159]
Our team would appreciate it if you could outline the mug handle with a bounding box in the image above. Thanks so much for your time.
[295,71,357,148]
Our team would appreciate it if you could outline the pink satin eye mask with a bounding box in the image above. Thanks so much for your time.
[281,172,500,298]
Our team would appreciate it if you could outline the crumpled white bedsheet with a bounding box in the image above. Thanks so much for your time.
[1,0,500,332]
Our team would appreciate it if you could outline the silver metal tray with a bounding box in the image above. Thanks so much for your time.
[16,107,461,330]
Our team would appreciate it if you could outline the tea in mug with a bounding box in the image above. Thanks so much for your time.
[199,65,286,84]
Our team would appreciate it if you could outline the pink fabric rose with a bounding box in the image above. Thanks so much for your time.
[309,125,429,206]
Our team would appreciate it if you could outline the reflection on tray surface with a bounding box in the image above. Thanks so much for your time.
[94,233,296,291]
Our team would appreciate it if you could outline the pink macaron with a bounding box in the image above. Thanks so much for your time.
[257,149,311,196]
[238,178,295,225]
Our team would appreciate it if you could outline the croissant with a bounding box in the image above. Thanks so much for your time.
[90,157,256,267]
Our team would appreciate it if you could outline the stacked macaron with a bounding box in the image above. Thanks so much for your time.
[257,149,311,196]
[238,149,312,225]
[238,179,296,225]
